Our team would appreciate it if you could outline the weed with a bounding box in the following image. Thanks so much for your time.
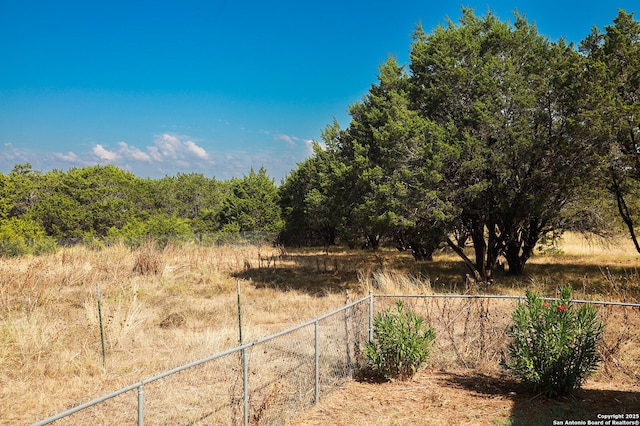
[133,241,162,275]
[367,300,435,380]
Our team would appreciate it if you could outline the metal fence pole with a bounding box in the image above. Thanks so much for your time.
[368,290,374,343]
[314,320,320,404]
[242,347,249,426]
[137,383,144,426]
[344,290,352,376]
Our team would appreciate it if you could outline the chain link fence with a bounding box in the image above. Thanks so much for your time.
[372,295,640,384]
[33,296,370,426]
[33,294,640,425]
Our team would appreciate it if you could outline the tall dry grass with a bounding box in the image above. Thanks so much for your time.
[1,241,347,424]
[2,233,640,424]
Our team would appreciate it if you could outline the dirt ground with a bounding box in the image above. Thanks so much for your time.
[289,368,640,426]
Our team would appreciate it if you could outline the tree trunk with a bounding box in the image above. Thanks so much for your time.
[504,243,525,275]
[446,237,483,282]
[504,219,542,275]
[486,222,505,277]
[470,221,491,282]
[611,172,640,254]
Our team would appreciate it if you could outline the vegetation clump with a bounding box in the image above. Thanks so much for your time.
[366,300,435,380]
[501,286,605,397]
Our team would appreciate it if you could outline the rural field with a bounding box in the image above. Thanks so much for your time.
[2,233,640,425]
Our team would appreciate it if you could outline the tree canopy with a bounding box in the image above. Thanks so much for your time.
[280,8,639,282]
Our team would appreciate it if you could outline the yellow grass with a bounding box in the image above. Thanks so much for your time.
[1,232,639,424]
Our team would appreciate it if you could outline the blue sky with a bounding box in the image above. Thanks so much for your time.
[1,1,638,182]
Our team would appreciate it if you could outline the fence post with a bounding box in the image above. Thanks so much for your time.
[237,280,249,426]
[344,290,352,376]
[137,383,144,426]
[314,320,320,405]
[242,347,249,426]
[368,290,374,343]
[96,284,106,370]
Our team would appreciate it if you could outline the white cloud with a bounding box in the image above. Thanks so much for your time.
[54,152,79,162]
[1,143,23,161]
[93,144,119,161]
[147,146,163,162]
[87,134,213,167]
[151,133,212,163]
[117,141,152,162]
[184,139,210,160]
[1,130,308,182]
[155,133,182,158]
[274,133,296,146]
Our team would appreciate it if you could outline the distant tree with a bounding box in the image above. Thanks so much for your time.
[107,213,193,248]
[146,214,193,247]
[279,135,341,247]
[31,169,84,238]
[32,165,139,238]
[218,167,283,235]
[0,173,10,220]
[4,163,42,218]
[149,173,228,234]
[0,217,56,257]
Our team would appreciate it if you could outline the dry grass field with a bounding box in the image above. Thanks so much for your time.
[1,233,640,424]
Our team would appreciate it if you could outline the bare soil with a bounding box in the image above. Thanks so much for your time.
[291,368,640,426]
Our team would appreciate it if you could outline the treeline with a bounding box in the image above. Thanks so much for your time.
[0,164,282,255]
[2,9,639,285]
[278,9,640,282]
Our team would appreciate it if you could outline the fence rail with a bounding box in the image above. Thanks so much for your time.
[374,293,640,307]
[32,294,640,425]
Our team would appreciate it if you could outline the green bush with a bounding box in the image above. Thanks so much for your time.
[501,286,604,398]
[0,217,57,257]
[107,215,194,248]
[366,300,435,380]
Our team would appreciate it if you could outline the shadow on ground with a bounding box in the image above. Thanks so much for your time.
[442,372,640,425]
[233,246,640,300]
[232,249,470,296]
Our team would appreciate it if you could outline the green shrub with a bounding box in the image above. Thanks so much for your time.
[366,300,435,380]
[0,217,57,257]
[501,286,604,398]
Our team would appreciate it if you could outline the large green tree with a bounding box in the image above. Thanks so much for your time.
[581,10,640,252]
[407,9,605,280]
[334,56,449,254]
[284,9,612,282]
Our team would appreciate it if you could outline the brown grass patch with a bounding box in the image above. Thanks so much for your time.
[290,368,640,426]
[2,233,640,424]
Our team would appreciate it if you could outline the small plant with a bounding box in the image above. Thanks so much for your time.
[133,240,162,275]
[501,286,604,398]
[366,300,435,380]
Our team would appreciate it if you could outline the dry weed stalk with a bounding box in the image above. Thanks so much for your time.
[1,241,351,424]
[133,241,162,275]
[361,270,432,294]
